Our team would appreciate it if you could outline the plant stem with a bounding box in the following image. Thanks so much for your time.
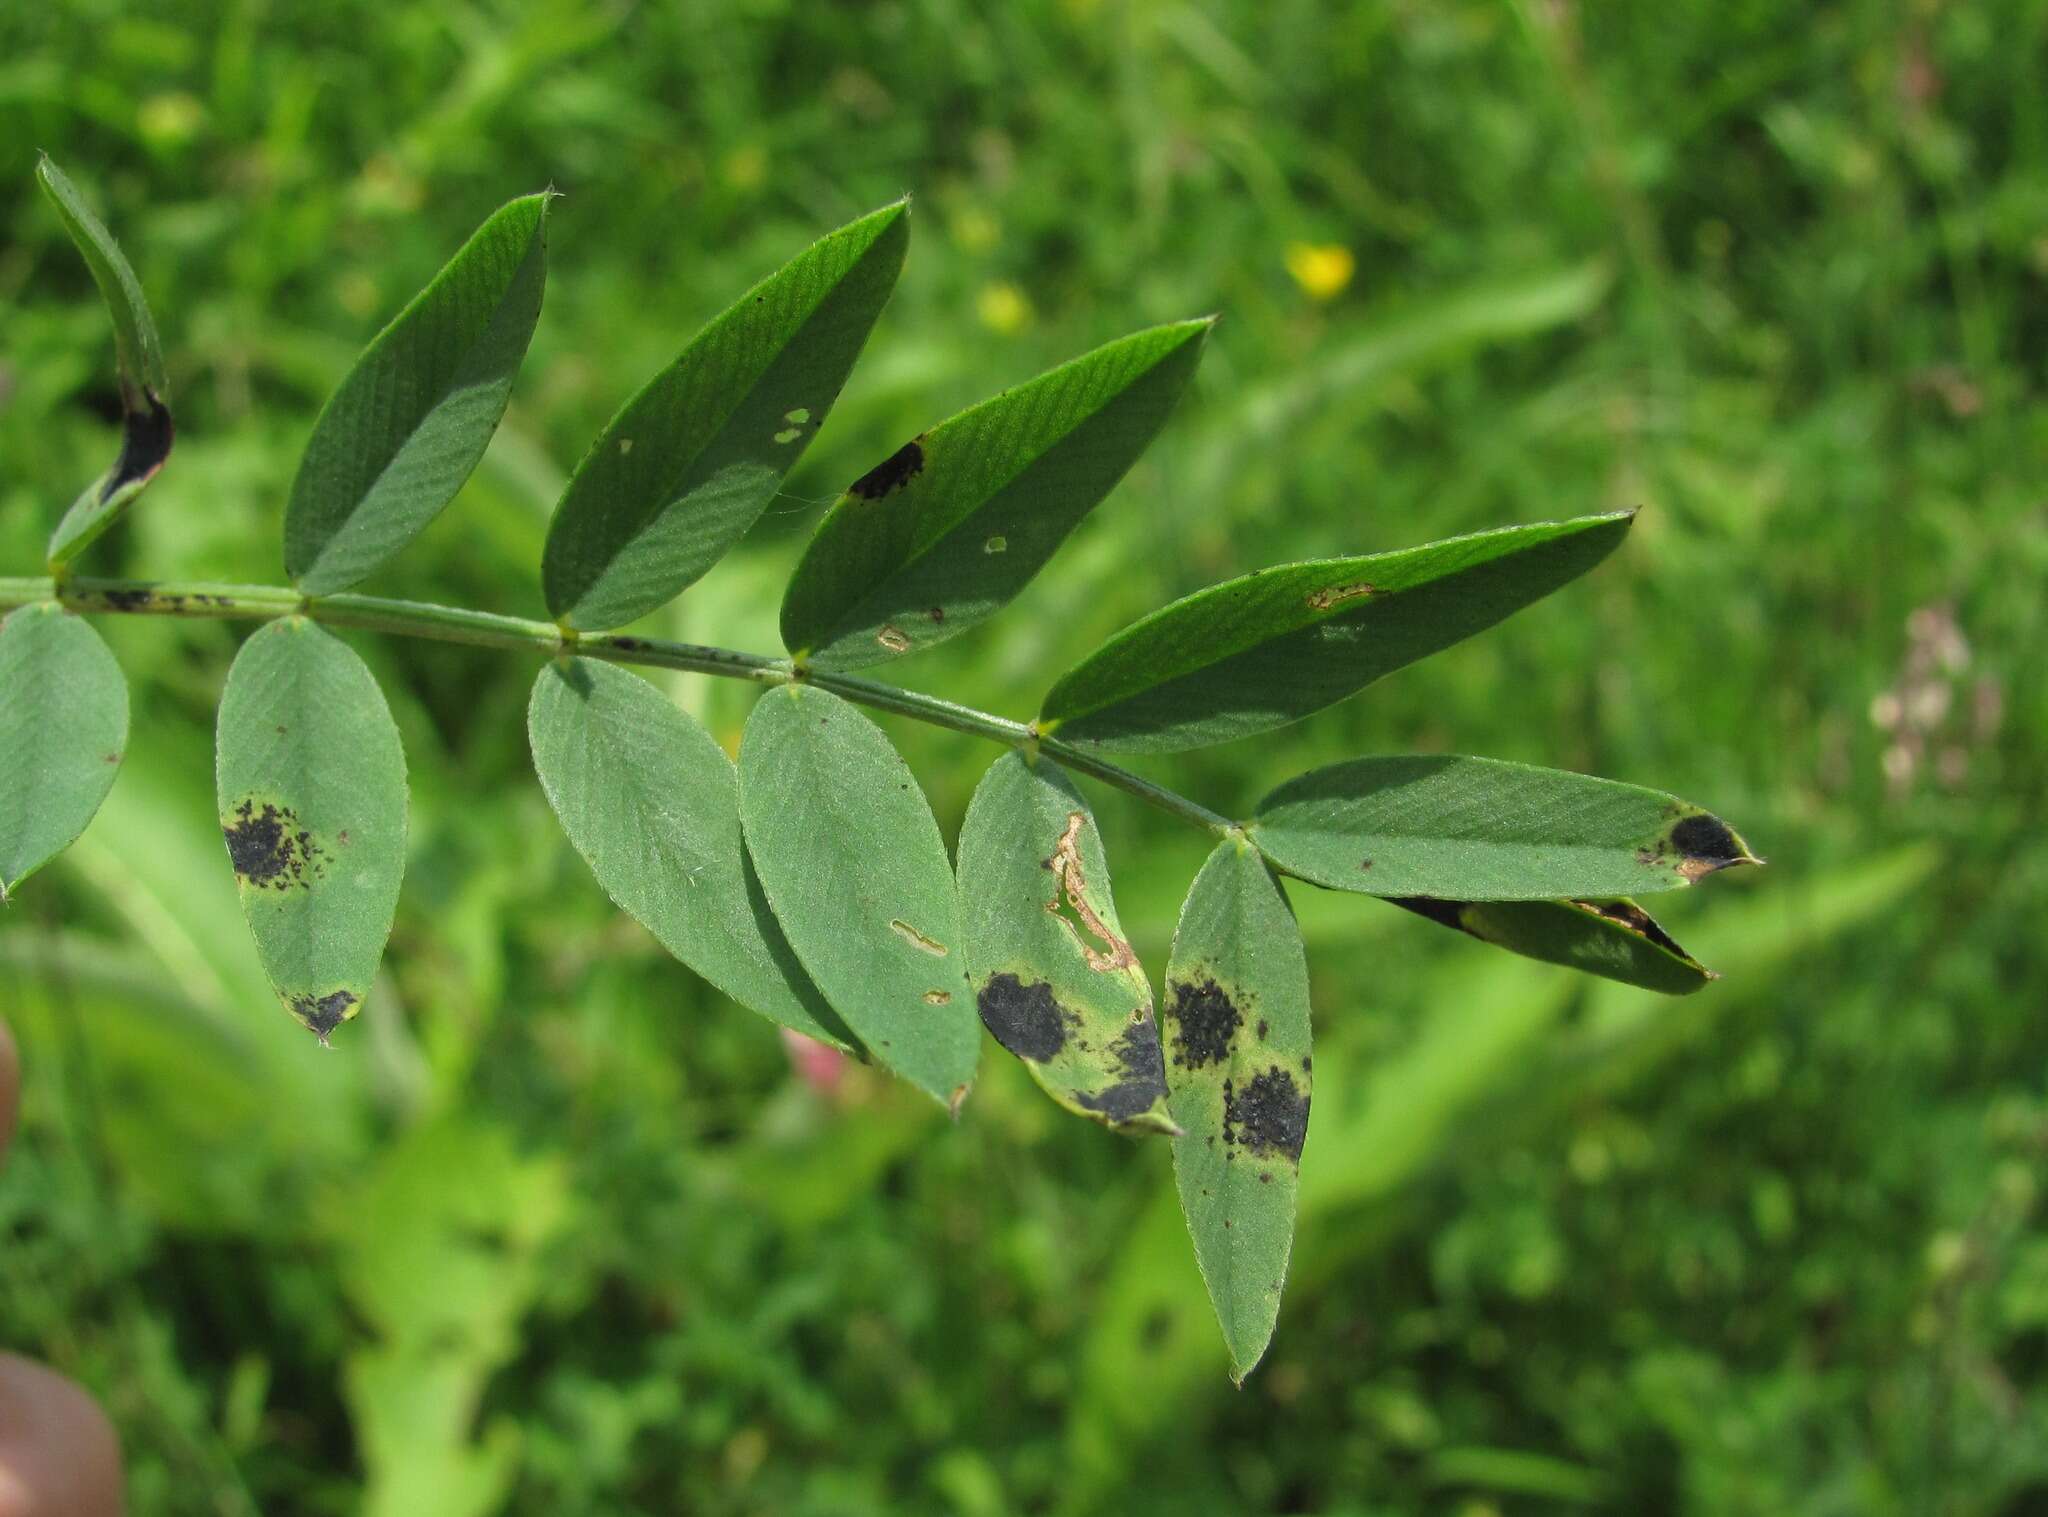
[0,574,1237,836]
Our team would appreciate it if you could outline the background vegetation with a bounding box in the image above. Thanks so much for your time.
[2,1,2043,1512]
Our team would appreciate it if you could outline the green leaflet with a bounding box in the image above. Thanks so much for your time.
[1039,512,1633,753]
[736,683,978,1105]
[214,618,408,1039]
[1252,754,1759,900]
[780,320,1209,669]
[286,194,551,596]
[1163,838,1312,1383]
[543,202,909,631]
[36,157,174,568]
[0,603,129,899]
[526,658,853,1048]
[957,751,1177,1135]
[1389,895,1712,994]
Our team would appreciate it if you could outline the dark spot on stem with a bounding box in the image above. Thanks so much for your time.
[1165,977,1241,1069]
[1073,1016,1169,1123]
[848,439,924,500]
[99,588,155,612]
[977,974,1071,1062]
[223,800,323,891]
[610,636,650,652]
[1223,1066,1309,1162]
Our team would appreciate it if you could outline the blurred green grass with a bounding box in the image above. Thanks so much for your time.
[2,1,2044,1513]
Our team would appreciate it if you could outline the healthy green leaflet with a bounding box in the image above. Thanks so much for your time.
[286,194,551,596]
[543,202,909,631]
[0,603,129,900]
[527,657,853,1048]
[737,683,979,1106]
[1041,513,1633,753]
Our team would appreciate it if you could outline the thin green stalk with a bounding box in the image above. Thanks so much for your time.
[0,574,1236,837]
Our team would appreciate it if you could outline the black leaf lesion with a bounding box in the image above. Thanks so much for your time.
[1165,977,1241,1068]
[847,438,924,500]
[100,390,174,505]
[1223,1066,1309,1163]
[1072,1015,1169,1123]
[223,799,324,891]
[976,973,1073,1061]
[288,988,358,1041]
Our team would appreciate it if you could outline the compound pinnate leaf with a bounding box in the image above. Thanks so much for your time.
[1391,895,1712,994]
[0,603,129,899]
[214,618,407,1039]
[1252,755,1758,901]
[1039,512,1634,753]
[527,657,853,1048]
[544,202,909,631]
[736,683,978,1106]
[1163,839,1312,1383]
[780,320,1209,669]
[957,751,1177,1135]
[286,194,551,596]
[37,156,174,568]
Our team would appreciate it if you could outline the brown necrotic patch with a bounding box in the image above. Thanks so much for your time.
[1073,1015,1169,1123]
[1223,1065,1309,1162]
[1572,898,1688,957]
[1305,580,1377,612]
[224,800,324,890]
[848,439,925,500]
[977,974,1073,1062]
[1045,811,1137,972]
[1166,977,1241,1068]
[289,989,358,1040]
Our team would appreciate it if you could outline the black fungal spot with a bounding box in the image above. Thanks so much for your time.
[610,636,650,652]
[1256,1019,1269,1040]
[223,800,323,890]
[289,989,357,1038]
[848,439,924,500]
[976,974,1071,1061]
[100,392,174,505]
[1166,978,1241,1069]
[1223,1065,1310,1162]
[1073,1017,1169,1122]
[1670,813,1745,876]
[928,606,945,623]
[100,588,155,612]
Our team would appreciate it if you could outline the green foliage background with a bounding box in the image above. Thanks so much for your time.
[2,1,2043,1512]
